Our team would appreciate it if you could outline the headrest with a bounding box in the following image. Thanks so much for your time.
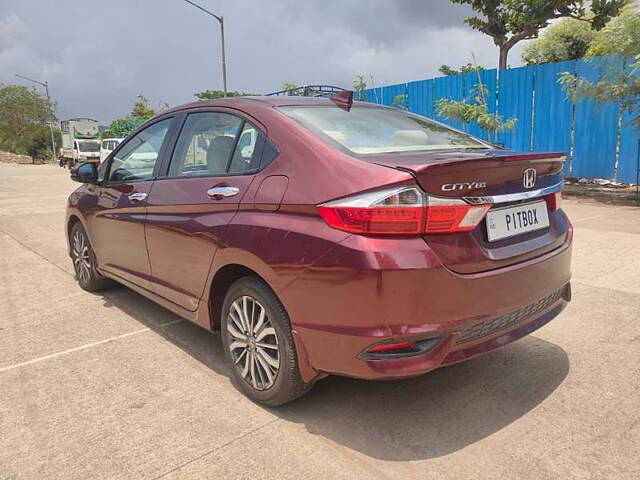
[391,129,429,146]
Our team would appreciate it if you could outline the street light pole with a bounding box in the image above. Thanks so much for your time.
[183,0,228,96]
[15,73,57,161]
[219,16,227,97]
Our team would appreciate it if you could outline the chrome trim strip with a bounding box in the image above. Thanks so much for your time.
[463,182,563,205]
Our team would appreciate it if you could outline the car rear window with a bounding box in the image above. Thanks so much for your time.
[279,105,489,155]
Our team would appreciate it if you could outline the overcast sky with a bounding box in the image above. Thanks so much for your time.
[0,0,531,124]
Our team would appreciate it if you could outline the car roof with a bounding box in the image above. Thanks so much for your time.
[162,95,375,115]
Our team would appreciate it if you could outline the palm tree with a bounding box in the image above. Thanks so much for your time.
[353,75,367,101]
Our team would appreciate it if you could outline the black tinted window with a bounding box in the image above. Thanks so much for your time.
[260,138,278,169]
[228,123,264,174]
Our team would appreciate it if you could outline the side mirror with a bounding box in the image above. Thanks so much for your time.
[71,162,99,184]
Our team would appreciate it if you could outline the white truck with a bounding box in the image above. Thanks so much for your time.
[60,118,101,168]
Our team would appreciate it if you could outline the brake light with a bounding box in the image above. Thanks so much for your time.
[317,206,425,234]
[317,185,490,235]
[317,186,425,235]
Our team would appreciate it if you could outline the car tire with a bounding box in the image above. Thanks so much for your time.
[221,276,311,406]
[69,222,113,292]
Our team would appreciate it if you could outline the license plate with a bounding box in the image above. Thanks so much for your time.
[486,200,549,242]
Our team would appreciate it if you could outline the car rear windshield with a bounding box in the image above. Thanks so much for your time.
[279,105,489,155]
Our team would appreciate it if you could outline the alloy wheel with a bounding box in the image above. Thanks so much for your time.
[72,230,91,283]
[226,295,280,391]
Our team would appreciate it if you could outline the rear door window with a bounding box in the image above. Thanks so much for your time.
[168,112,276,177]
[168,112,243,177]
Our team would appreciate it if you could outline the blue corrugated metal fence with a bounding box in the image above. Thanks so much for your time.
[364,56,639,184]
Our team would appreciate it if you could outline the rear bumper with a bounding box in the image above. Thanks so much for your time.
[358,289,569,379]
[281,227,572,381]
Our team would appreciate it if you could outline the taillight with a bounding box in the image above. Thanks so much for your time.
[317,185,490,235]
[545,190,562,212]
[425,197,491,233]
[317,186,425,235]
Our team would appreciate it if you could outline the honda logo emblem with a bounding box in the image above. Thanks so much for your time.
[523,168,537,189]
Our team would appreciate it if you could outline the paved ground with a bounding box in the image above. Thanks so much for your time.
[0,163,639,480]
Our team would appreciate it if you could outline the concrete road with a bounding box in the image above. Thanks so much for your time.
[0,163,639,480]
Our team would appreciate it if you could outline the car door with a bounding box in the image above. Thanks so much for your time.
[89,117,174,290]
[145,110,267,311]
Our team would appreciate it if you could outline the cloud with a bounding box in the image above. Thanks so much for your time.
[0,15,33,72]
[0,0,520,124]
[278,0,475,47]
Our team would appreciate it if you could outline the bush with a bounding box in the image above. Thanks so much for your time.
[26,126,55,162]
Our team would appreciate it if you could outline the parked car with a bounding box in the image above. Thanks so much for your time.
[100,138,123,162]
[66,94,573,406]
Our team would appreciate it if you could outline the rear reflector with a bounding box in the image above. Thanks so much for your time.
[368,340,416,353]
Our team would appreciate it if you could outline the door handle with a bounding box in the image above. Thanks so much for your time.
[207,186,239,200]
[128,192,148,202]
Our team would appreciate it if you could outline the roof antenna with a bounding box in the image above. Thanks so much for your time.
[330,90,353,111]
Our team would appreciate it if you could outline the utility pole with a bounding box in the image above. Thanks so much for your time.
[183,0,227,96]
[15,73,57,161]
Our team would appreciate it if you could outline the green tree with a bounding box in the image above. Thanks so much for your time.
[130,95,156,122]
[450,0,626,70]
[522,17,596,65]
[26,125,61,162]
[99,119,141,139]
[439,63,486,76]
[353,75,367,101]
[194,90,251,100]
[0,84,56,154]
[280,82,299,95]
[559,7,640,128]
[586,5,640,57]
[437,84,517,141]
[100,95,169,140]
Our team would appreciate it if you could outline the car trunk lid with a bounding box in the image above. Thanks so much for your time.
[372,149,569,274]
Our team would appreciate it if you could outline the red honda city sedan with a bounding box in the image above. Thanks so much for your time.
[66,93,572,406]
